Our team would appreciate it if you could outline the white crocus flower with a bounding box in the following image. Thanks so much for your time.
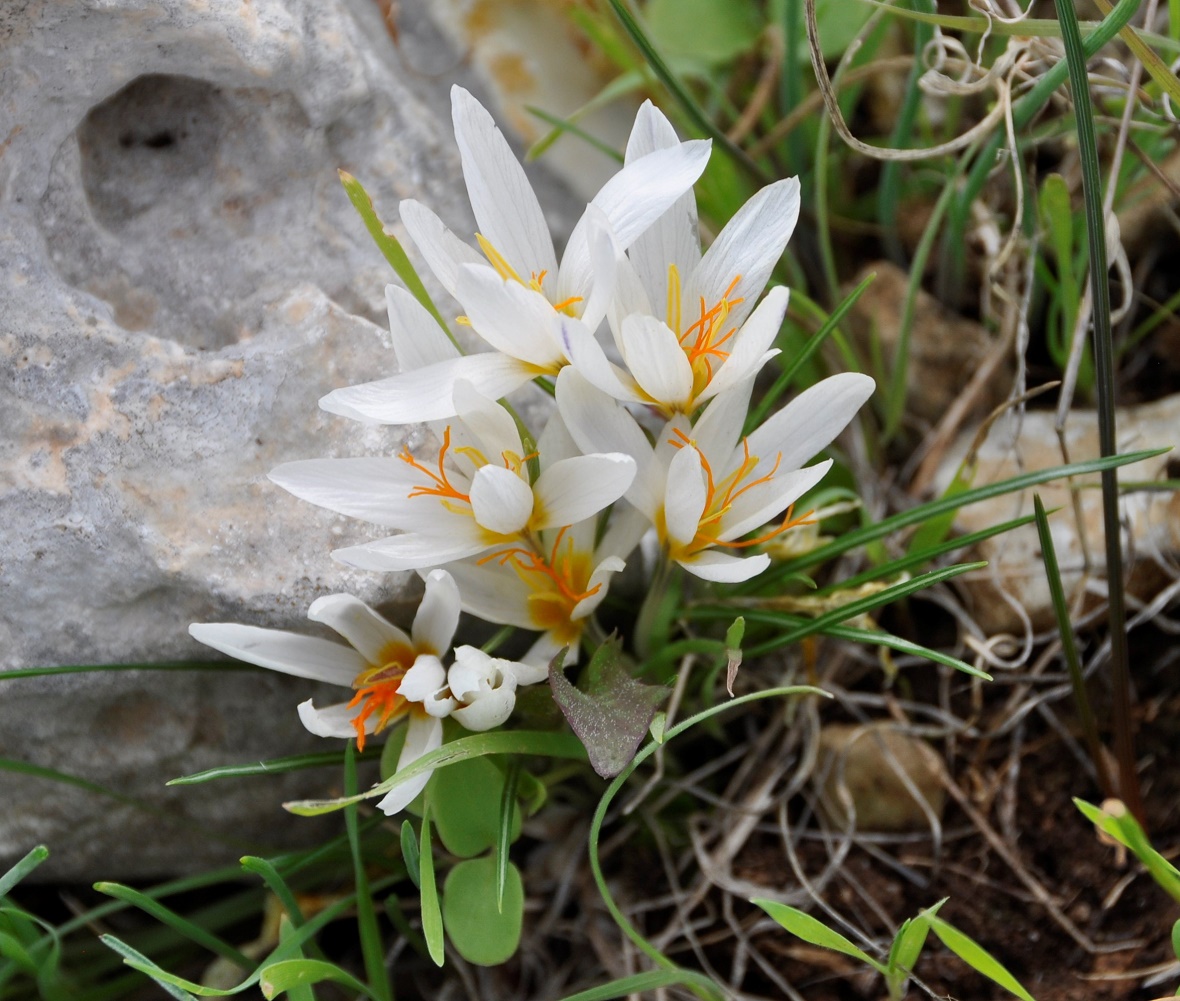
[439,413,648,670]
[556,367,875,583]
[270,381,636,573]
[320,87,712,425]
[442,513,644,672]
[567,102,802,417]
[188,571,522,814]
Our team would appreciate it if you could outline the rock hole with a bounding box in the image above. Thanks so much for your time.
[78,74,226,228]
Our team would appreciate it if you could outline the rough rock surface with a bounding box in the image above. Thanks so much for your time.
[934,396,1180,635]
[0,0,574,878]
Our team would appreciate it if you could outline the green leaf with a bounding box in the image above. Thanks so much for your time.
[751,448,1167,590]
[886,899,945,994]
[259,959,374,1000]
[1172,918,1179,961]
[442,857,524,966]
[1074,799,1180,903]
[274,918,315,1001]
[925,913,1036,1001]
[99,936,200,1000]
[646,0,761,65]
[343,743,391,1001]
[0,846,49,898]
[285,730,586,816]
[168,749,380,786]
[94,882,253,972]
[428,755,521,859]
[336,171,454,341]
[549,638,670,778]
[240,857,305,928]
[400,820,421,889]
[751,899,886,974]
[418,812,445,968]
[496,762,521,911]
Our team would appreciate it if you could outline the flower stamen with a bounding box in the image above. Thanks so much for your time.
[400,426,470,504]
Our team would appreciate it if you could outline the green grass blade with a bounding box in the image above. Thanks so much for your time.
[1054,0,1143,822]
[168,749,381,786]
[924,913,1035,1001]
[93,883,254,973]
[496,760,521,912]
[836,511,1038,596]
[1074,799,1180,903]
[98,936,198,1001]
[557,969,725,1001]
[418,811,445,967]
[400,820,421,888]
[239,857,305,929]
[259,959,375,1001]
[524,105,625,163]
[0,661,244,681]
[603,0,769,183]
[0,846,49,898]
[586,686,823,998]
[744,273,875,433]
[944,0,1140,295]
[1033,496,1113,796]
[337,170,455,342]
[284,730,586,816]
[746,448,1166,592]
[752,899,886,973]
[344,744,391,1001]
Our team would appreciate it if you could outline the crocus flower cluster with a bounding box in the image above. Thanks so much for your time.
[191,87,874,812]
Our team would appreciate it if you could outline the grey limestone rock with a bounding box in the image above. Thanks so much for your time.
[0,0,573,877]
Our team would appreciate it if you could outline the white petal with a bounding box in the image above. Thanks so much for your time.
[606,254,654,347]
[320,353,537,425]
[452,379,524,466]
[386,284,460,372]
[188,624,361,686]
[268,458,423,528]
[532,454,636,529]
[451,86,558,285]
[297,698,370,738]
[555,368,660,519]
[598,505,652,563]
[574,205,621,333]
[469,464,534,535]
[452,686,516,731]
[521,631,570,672]
[691,378,756,467]
[559,140,711,300]
[398,653,447,701]
[560,319,643,403]
[689,177,801,329]
[721,461,832,541]
[437,560,534,629]
[456,265,567,368]
[333,524,491,572]
[679,550,770,583]
[399,198,485,299]
[376,714,443,815]
[623,102,701,312]
[745,372,875,474]
[570,556,625,621]
[619,314,694,410]
[412,569,461,655]
[664,444,707,548]
[307,594,410,665]
[448,645,516,699]
[699,286,789,405]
